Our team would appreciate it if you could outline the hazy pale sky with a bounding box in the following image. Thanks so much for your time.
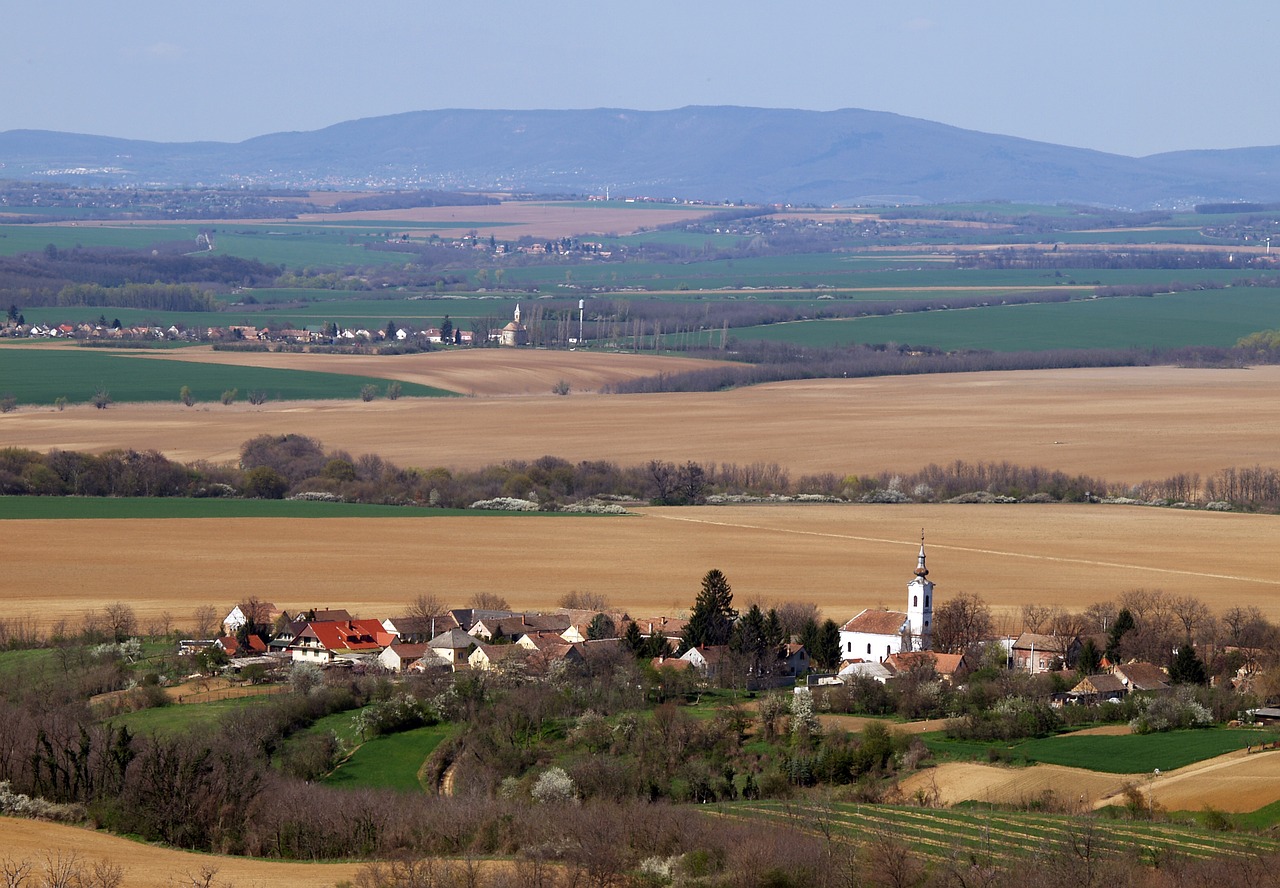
[3,1,1275,157]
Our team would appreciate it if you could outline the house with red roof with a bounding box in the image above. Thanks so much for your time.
[289,619,392,665]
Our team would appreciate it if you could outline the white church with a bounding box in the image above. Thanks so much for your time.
[839,534,934,663]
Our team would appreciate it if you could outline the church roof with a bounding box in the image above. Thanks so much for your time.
[841,608,909,636]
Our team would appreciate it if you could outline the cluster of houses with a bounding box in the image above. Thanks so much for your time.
[0,305,532,348]
[182,603,699,677]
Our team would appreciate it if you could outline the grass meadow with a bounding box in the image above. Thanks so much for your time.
[0,347,460,404]
[323,724,453,792]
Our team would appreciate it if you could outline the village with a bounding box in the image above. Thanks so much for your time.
[178,540,1280,724]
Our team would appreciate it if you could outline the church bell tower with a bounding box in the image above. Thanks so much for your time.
[906,530,934,651]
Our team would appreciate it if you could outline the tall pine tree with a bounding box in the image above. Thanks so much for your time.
[682,569,737,652]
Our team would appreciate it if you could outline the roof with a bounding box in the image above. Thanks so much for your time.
[297,619,386,653]
[884,651,965,676]
[1113,662,1170,691]
[385,643,431,661]
[430,628,478,649]
[842,609,909,636]
[216,634,267,656]
[838,660,893,681]
[1071,673,1127,695]
[1012,633,1077,654]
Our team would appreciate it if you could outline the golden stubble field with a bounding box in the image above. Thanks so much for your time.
[0,816,363,888]
[5,359,1280,480]
[4,504,1278,629]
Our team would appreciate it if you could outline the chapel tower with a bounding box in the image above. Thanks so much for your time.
[906,530,934,650]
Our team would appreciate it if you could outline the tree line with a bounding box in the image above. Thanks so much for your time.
[8,437,1280,512]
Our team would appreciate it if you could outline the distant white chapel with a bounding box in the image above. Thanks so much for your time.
[839,534,934,662]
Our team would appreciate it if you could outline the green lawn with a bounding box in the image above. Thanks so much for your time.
[0,347,459,405]
[109,696,278,738]
[324,724,453,792]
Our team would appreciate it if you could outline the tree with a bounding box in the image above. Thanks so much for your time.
[440,315,454,343]
[682,569,737,651]
[104,601,138,643]
[360,384,378,402]
[385,320,399,340]
[932,592,994,654]
[408,593,445,623]
[1077,637,1102,674]
[386,381,402,401]
[587,613,616,640]
[1169,639,1208,685]
[179,385,194,407]
[676,461,710,504]
[243,466,288,499]
[559,589,610,611]
[91,386,112,409]
[192,605,219,639]
[220,388,237,405]
[1106,608,1136,661]
[471,592,510,611]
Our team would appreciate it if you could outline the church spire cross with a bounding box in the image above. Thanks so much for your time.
[915,529,929,577]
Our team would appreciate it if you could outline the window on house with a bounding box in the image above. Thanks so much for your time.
[866,643,871,655]
[925,595,930,607]
[913,595,918,607]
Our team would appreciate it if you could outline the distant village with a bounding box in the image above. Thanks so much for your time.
[185,541,1272,717]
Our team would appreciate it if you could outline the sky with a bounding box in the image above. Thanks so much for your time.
[3,1,1276,158]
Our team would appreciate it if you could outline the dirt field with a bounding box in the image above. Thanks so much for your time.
[0,816,364,888]
[4,503,1277,630]
[897,762,1126,808]
[121,345,733,397]
[1133,747,1280,813]
[5,363,1280,481]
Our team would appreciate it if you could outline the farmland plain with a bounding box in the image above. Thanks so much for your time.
[5,360,1279,482]
[4,502,1278,630]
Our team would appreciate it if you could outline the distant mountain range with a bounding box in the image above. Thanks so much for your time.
[3,106,1280,208]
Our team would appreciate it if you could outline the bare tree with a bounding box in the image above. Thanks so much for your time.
[559,590,611,612]
[1171,595,1211,639]
[1020,604,1053,634]
[932,592,993,654]
[471,592,511,611]
[1082,600,1117,633]
[408,593,447,622]
[192,604,219,639]
[774,601,821,640]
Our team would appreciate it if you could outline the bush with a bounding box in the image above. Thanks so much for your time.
[360,384,378,402]
[247,389,267,405]
[221,388,238,405]
[531,766,577,803]
[0,393,16,413]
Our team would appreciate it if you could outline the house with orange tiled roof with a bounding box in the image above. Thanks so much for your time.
[289,619,392,665]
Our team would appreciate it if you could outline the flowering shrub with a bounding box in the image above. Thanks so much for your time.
[468,497,539,511]
[0,781,86,823]
[531,766,576,803]
[1129,689,1213,734]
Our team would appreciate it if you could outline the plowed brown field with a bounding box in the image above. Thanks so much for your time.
[0,817,363,888]
[4,504,1277,628]
[5,363,1280,479]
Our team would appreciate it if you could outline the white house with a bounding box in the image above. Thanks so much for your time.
[839,536,935,663]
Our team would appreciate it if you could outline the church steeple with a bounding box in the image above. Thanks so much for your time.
[906,529,934,651]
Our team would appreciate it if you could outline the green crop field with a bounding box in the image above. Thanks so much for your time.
[923,727,1278,774]
[0,347,459,405]
[723,800,1280,864]
[1014,728,1277,773]
[324,724,452,792]
[720,288,1280,351]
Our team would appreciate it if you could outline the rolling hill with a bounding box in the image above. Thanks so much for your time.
[4,106,1280,208]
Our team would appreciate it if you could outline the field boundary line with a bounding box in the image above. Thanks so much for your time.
[645,514,1280,587]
